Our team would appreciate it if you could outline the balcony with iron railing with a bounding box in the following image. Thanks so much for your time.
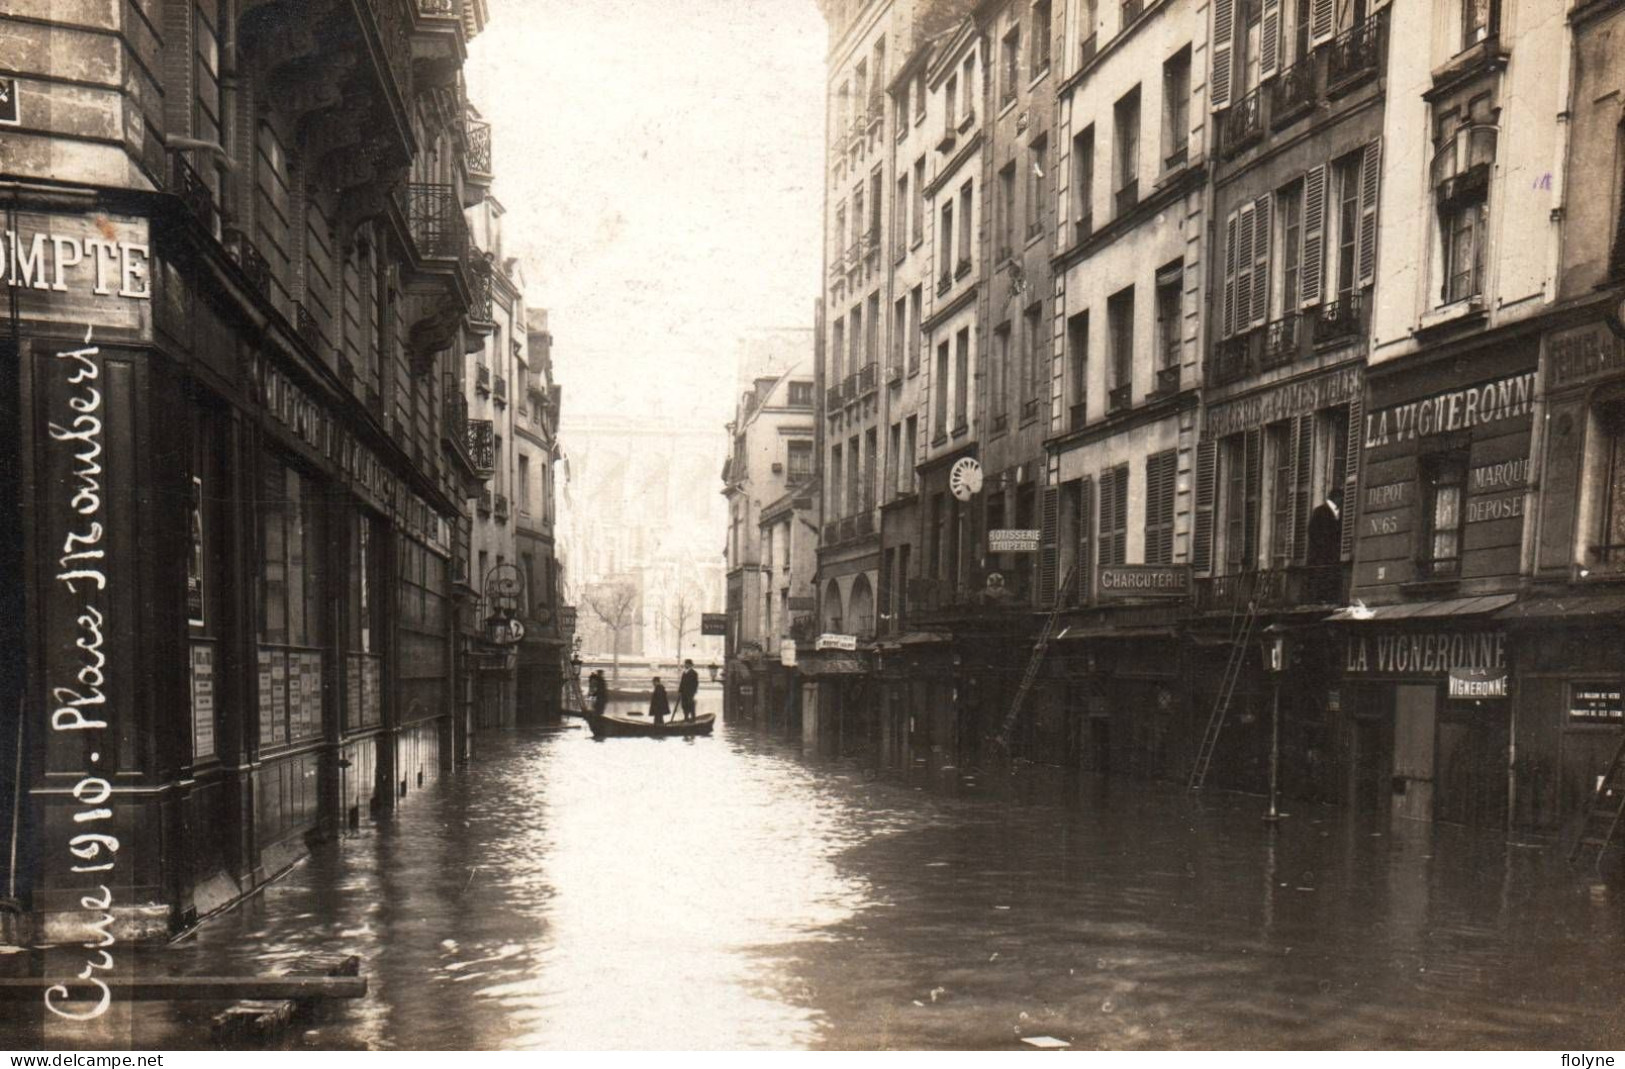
[1218,86,1265,159]
[1193,564,1349,614]
[442,391,489,482]
[170,154,219,236]
[1311,292,1368,348]
[1209,329,1258,385]
[294,301,325,355]
[859,362,879,396]
[477,487,493,514]
[937,271,953,296]
[467,417,495,474]
[1270,58,1318,128]
[1151,364,1181,397]
[1107,383,1132,413]
[1326,10,1386,91]
[465,119,492,180]
[493,373,508,404]
[476,362,491,393]
[1260,311,1302,370]
[221,228,272,300]
[1022,396,1041,422]
[826,382,845,410]
[494,493,510,521]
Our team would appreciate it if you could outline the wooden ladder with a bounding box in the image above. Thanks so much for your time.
[995,563,1079,753]
[1570,732,1625,870]
[1187,585,1261,792]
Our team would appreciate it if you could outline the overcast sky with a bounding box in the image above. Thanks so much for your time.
[468,0,828,425]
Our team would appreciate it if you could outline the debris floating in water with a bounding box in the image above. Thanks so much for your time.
[1021,1036,1071,1049]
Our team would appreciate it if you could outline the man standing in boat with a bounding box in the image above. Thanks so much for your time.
[649,677,671,725]
[677,659,700,721]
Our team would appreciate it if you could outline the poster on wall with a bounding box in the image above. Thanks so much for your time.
[190,642,216,760]
[187,475,206,627]
[347,654,362,730]
[1570,683,1625,724]
[270,651,288,746]
[304,653,323,738]
[364,658,381,727]
[258,648,275,748]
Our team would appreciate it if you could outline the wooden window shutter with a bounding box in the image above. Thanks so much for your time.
[1223,211,1240,337]
[1113,465,1130,565]
[1252,194,1272,328]
[1098,466,1118,567]
[1193,440,1218,575]
[1357,139,1382,289]
[1290,414,1314,563]
[1236,201,1256,336]
[1039,485,1060,605]
[1310,0,1335,47]
[1244,427,1264,567]
[1260,0,1282,80]
[1078,476,1094,603]
[1341,396,1362,561]
[1300,164,1327,308]
[1211,0,1236,112]
[1144,454,1161,565]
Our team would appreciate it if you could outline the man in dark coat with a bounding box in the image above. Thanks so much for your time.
[1306,487,1344,602]
[678,659,700,720]
[648,677,671,725]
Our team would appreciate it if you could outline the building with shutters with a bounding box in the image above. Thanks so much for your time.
[511,311,567,727]
[1033,0,1209,778]
[1183,0,1388,800]
[1333,0,1567,832]
[0,0,505,944]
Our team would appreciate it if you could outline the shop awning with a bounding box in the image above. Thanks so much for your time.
[1496,592,1625,622]
[1322,593,1517,622]
[1055,625,1180,641]
[895,630,953,646]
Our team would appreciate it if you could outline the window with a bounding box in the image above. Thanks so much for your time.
[1332,150,1361,304]
[1155,267,1182,371]
[1114,87,1141,211]
[1002,24,1022,106]
[788,440,814,479]
[835,203,847,258]
[1145,450,1177,565]
[517,454,531,513]
[765,591,773,637]
[903,416,919,493]
[998,162,1018,259]
[866,291,880,367]
[788,381,813,407]
[1278,179,1304,313]
[830,444,843,517]
[935,341,951,437]
[193,0,224,235]
[868,168,883,241]
[1067,310,1089,429]
[944,74,958,133]
[854,59,868,120]
[1223,197,1270,336]
[849,304,863,377]
[916,69,927,121]
[887,422,901,500]
[847,433,861,515]
[830,317,845,382]
[1223,429,1263,573]
[940,201,955,287]
[962,55,975,120]
[1421,453,1468,577]
[908,285,923,372]
[994,322,1013,423]
[958,181,974,270]
[853,182,866,245]
[1025,301,1046,405]
[892,296,907,370]
[1108,286,1134,395]
[865,427,879,509]
[912,158,926,243]
[1462,0,1492,50]
[258,457,326,748]
[1268,421,1294,568]
[1099,464,1129,566]
[1027,136,1049,239]
[1591,401,1625,571]
[1432,106,1493,306]
[1163,48,1190,170]
[1032,0,1052,74]
[954,327,971,430]
[896,82,910,133]
[895,171,910,258]
[1072,125,1095,239]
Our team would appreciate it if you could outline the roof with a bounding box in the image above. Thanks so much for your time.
[1497,592,1625,622]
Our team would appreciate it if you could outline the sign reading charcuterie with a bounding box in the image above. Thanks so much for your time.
[1096,564,1191,598]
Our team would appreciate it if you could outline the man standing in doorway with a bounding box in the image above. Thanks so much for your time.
[678,659,700,721]
[1307,486,1344,603]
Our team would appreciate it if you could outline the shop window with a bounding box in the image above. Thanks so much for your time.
[1421,452,1469,578]
[346,510,385,731]
[258,457,326,750]
[1586,400,1625,574]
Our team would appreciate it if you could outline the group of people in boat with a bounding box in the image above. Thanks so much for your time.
[584,659,701,724]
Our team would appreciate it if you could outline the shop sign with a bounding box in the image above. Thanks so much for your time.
[1547,322,1625,391]
[1097,564,1191,598]
[1464,491,1524,524]
[190,643,216,760]
[1470,457,1529,493]
[701,612,728,636]
[3,212,153,335]
[780,639,797,667]
[817,633,858,651]
[1569,683,1624,724]
[1448,667,1508,699]
[989,528,1040,553]
[1343,630,1506,677]
[1204,365,1362,438]
[1363,371,1535,448]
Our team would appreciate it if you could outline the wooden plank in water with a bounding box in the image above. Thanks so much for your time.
[0,974,368,1001]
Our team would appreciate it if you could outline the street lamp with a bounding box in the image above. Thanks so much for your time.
[570,653,583,681]
[1261,626,1290,826]
[707,660,720,682]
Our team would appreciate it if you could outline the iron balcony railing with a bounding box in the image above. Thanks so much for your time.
[443,391,479,474]
[1193,565,1348,613]
[855,510,875,537]
[859,362,878,395]
[466,120,492,176]
[1153,364,1180,396]
[417,0,458,17]
[1260,312,1301,369]
[170,154,218,234]
[467,249,494,325]
[477,487,492,514]
[1312,293,1366,347]
[1327,11,1385,89]
[407,182,472,260]
[955,256,972,279]
[826,382,844,409]
[494,374,508,402]
[1211,330,1255,385]
[294,301,324,353]
[1022,396,1041,421]
[1271,59,1317,126]
[221,228,272,298]
[1069,400,1088,431]
[993,412,1010,432]
[476,363,491,392]
[842,372,859,401]
[494,493,510,520]
[937,271,953,296]
[840,516,857,542]
[1219,86,1265,159]
[823,521,840,544]
[1108,383,1132,413]
[467,417,495,473]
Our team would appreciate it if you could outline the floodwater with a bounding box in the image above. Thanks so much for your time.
[9,693,1625,1050]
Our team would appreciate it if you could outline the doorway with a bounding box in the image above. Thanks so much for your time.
[1391,684,1437,822]
[1435,700,1510,829]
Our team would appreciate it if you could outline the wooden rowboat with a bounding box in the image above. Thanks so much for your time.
[587,710,715,739]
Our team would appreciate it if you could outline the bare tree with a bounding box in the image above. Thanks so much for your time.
[583,579,639,683]
[659,585,699,664]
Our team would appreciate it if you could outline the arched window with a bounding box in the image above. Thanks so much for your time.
[847,575,874,637]
[823,578,845,633]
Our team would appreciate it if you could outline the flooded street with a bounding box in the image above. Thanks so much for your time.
[10,695,1625,1050]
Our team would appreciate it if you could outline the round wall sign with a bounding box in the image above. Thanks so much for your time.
[949,456,983,502]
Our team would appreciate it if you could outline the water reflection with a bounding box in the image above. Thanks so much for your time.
[5,693,1625,1049]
